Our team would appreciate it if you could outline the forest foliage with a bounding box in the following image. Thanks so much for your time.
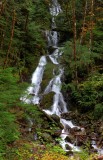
[60,0,103,118]
[0,0,103,159]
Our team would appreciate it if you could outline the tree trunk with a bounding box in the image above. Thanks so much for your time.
[89,0,94,51]
[0,0,6,16]
[0,2,3,16]
[0,32,5,49]
[72,0,78,83]
[4,9,16,67]
[80,0,88,44]
[1,15,8,50]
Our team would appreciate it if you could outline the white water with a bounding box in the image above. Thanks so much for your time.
[45,30,58,46]
[92,141,103,155]
[20,56,47,104]
[49,48,59,64]
[43,68,67,117]
[45,0,62,47]
[92,145,103,155]
[50,0,62,17]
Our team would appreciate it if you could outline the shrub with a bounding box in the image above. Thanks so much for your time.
[65,72,103,118]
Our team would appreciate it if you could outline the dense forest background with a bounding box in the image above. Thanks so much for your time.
[0,0,103,159]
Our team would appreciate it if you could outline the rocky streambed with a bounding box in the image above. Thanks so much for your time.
[61,111,103,154]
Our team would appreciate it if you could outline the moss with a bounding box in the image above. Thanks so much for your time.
[40,92,55,109]
[40,60,58,92]
[41,132,53,142]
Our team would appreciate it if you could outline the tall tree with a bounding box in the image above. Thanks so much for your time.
[4,9,16,67]
[72,0,78,82]
[80,0,88,44]
[89,0,94,51]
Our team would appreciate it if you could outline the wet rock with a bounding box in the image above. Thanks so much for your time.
[61,111,78,120]
[70,127,81,135]
[90,148,98,153]
[51,114,60,123]
[69,127,87,147]
[75,131,87,137]
[81,128,86,135]
[65,144,72,150]
[75,138,85,146]
[65,135,74,144]
[48,46,56,54]
[53,129,62,137]
[91,132,97,140]
[60,111,103,154]
[50,114,63,129]
[74,132,87,147]
[64,124,71,132]
[59,123,64,129]
[40,92,55,109]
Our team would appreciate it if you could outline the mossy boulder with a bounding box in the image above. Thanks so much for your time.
[48,46,56,54]
[41,132,53,142]
[65,144,72,150]
[40,61,58,92]
[52,129,62,137]
[40,92,55,109]
[65,135,74,144]
[51,114,60,123]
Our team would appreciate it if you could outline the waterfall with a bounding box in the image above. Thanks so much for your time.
[20,0,80,152]
[20,0,103,154]
[43,0,80,152]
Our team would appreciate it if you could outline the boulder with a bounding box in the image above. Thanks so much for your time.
[61,111,79,120]
[48,46,56,54]
[40,62,58,91]
[65,144,72,150]
[70,127,81,135]
[52,129,62,137]
[40,92,54,109]
[64,124,71,132]
[90,132,97,140]
[51,114,60,123]
[75,137,85,146]
[65,135,74,144]
[41,132,53,142]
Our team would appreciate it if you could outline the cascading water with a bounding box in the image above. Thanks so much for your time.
[21,0,103,154]
[20,56,47,104]
[20,0,80,152]
[43,0,80,152]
